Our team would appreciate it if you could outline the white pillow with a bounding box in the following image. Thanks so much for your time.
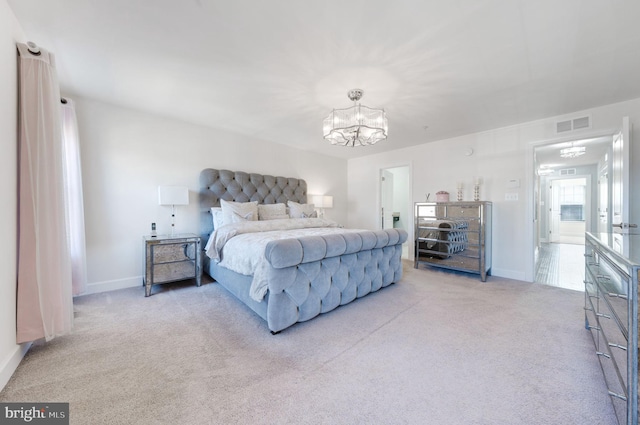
[220,200,258,226]
[258,203,287,220]
[211,207,224,229]
[287,201,315,218]
[261,213,290,220]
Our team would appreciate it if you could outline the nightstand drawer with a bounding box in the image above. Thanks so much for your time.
[153,260,197,283]
[152,242,196,264]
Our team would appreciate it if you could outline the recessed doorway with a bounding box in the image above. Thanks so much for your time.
[380,165,410,259]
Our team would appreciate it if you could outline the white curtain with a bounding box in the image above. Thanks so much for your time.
[61,98,88,296]
[16,43,73,343]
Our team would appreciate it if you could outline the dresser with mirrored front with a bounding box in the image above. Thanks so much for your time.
[584,232,639,424]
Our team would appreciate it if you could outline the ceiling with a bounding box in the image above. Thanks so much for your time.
[8,0,640,160]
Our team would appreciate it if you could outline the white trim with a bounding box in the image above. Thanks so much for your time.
[84,276,141,295]
[0,342,31,391]
[491,268,527,281]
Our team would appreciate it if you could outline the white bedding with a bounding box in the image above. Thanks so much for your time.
[204,218,361,301]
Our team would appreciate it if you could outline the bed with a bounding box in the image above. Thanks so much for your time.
[199,169,408,334]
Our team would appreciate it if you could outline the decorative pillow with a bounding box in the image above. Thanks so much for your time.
[258,203,287,220]
[261,213,290,220]
[230,211,253,223]
[211,207,224,229]
[302,210,318,218]
[220,200,258,226]
[287,201,315,218]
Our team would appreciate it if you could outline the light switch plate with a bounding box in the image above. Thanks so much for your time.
[505,192,519,201]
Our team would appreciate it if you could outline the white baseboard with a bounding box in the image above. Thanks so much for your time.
[0,342,31,392]
[491,267,527,282]
[84,276,142,295]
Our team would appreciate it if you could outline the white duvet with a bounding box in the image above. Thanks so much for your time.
[204,218,360,301]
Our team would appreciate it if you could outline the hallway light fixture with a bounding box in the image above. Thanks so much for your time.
[560,143,586,158]
[323,89,388,147]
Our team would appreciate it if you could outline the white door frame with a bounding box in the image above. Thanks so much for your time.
[377,162,413,259]
[526,128,618,282]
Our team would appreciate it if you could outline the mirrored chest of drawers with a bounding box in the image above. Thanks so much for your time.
[584,232,639,424]
[144,234,202,296]
[414,201,492,281]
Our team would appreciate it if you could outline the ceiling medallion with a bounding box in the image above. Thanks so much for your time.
[323,89,388,147]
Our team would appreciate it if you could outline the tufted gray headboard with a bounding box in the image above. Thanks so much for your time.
[199,169,307,241]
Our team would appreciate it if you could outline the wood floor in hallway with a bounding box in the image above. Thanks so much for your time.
[535,242,585,291]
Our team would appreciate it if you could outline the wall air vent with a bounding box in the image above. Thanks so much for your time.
[560,168,576,176]
[555,115,591,134]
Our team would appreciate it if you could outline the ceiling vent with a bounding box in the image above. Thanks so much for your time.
[560,168,576,176]
[555,115,591,134]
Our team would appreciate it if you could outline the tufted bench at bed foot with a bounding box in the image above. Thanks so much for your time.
[263,228,407,333]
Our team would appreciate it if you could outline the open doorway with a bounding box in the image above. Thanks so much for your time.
[536,175,591,291]
[380,165,410,259]
[533,135,611,291]
[534,136,613,291]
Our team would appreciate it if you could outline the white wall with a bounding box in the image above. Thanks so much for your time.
[0,0,29,391]
[348,98,640,281]
[74,97,348,293]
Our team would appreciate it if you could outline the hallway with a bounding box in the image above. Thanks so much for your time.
[535,242,585,291]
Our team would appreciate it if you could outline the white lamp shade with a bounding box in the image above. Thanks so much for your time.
[158,186,189,206]
[311,195,333,208]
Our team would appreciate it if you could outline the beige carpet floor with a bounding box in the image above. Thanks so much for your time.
[1,261,616,424]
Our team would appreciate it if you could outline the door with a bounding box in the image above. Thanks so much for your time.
[381,170,394,229]
[612,116,634,233]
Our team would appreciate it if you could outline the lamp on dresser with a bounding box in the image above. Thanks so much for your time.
[158,186,189,236]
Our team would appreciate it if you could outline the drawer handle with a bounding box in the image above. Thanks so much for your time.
[608,343,627,351]
[583,306,593,312]
[608,293,628,300]
[587,325,601,331]
[608,391,627,401]
[596,274,611,281]
[587,261,598,266]
[596,351,611,359]
[584,253,593,258]
[595,313,611,320]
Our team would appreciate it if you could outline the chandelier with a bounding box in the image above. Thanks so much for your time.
[323,89,388,147]
[560,144,586,158]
